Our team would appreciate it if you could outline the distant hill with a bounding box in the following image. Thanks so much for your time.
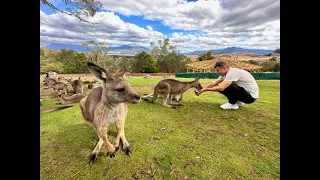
[185,47,274,55]
[43,43,150,54]
[42,43,274,55]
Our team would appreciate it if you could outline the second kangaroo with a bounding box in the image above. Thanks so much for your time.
[142,77,202,108]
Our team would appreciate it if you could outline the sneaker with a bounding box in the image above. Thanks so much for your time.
[236,101,245,107]
[220,102,239,110]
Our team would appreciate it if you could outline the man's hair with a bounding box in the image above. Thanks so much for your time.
[214,61,228,68]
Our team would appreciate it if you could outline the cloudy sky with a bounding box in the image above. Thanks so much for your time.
[40,0,280,53]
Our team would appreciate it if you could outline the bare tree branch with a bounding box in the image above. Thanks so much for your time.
[40,0,103,24]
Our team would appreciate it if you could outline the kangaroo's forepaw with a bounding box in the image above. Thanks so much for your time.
[124,146,132,157]
[88,153,97,165]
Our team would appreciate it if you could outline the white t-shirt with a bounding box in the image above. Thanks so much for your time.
[218,68,259,98]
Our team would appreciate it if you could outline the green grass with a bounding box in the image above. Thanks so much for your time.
[40,77,280,180]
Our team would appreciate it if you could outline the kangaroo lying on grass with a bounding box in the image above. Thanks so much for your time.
[79,62,141,165]
[45,79,68,95]
[142,77,202,108]
[57,94,85,104]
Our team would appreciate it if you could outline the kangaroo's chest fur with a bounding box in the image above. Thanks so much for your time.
[80,87,128,126]
[94,103,127,125]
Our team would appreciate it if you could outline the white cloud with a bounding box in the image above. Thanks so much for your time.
[40,0,280,53]
[40,10,164,47]
[146,25,153,31]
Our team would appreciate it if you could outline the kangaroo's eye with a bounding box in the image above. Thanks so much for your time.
[116,88,125,92]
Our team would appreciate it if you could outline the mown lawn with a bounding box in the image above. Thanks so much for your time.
[40,77,280,180]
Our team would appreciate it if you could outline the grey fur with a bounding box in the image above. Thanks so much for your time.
[79,62,140,165]
[142,77,202,108]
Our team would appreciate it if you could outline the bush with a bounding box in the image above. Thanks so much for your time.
[273,63,280,72]
[260,61,280,72]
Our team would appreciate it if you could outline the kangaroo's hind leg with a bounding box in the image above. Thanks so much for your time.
[168,94,182,106]
[161,93,173,108]
[142,93,154,99]
[161,83,173,108]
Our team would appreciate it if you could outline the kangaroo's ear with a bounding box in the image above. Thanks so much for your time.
[116,66,126,77]
[195,77,200,81]
[87,62,110,82]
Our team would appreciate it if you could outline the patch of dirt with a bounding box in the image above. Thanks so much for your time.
[131,86,154,94]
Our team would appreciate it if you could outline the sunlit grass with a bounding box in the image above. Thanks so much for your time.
[40,77,280,179]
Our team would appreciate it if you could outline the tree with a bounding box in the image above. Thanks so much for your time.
[198,50,214,61]
[132,51,156,73]
[82,40,115,70]
[116,57,135,72]
[274,48,280,55]
[40,47,63,73]
[273,62,280,72]
[150,37,189,73]
[55,49,87,73]
[40,0,103,24]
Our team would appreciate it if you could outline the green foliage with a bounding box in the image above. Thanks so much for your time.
[115,57,135,72]
[246,60,280,72]
[198,51,215,61]
[260,61,281,72]
[82,40,108,64]
[40,48,61,73]
[132,51,157,73]
[150,37,189,73]
[55,49,88,73]
[40,47,87,74]
[157,52,189,73]
[247,60,260,65]
[41,61,65,73]
[273,62,280,72]
[81,40,120,72]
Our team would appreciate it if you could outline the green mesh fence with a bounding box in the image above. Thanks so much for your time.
[175,72,280,80]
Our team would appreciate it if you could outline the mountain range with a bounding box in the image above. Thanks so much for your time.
[42,43,274,55]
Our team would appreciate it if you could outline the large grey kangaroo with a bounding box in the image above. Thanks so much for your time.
[79,62,141,165]
[142,77,202,108]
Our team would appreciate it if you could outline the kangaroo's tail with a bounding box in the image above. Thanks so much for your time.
[40,105,73,115]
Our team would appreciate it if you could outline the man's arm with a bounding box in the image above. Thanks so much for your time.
[203,79,223,89]
[197,80,232,95]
